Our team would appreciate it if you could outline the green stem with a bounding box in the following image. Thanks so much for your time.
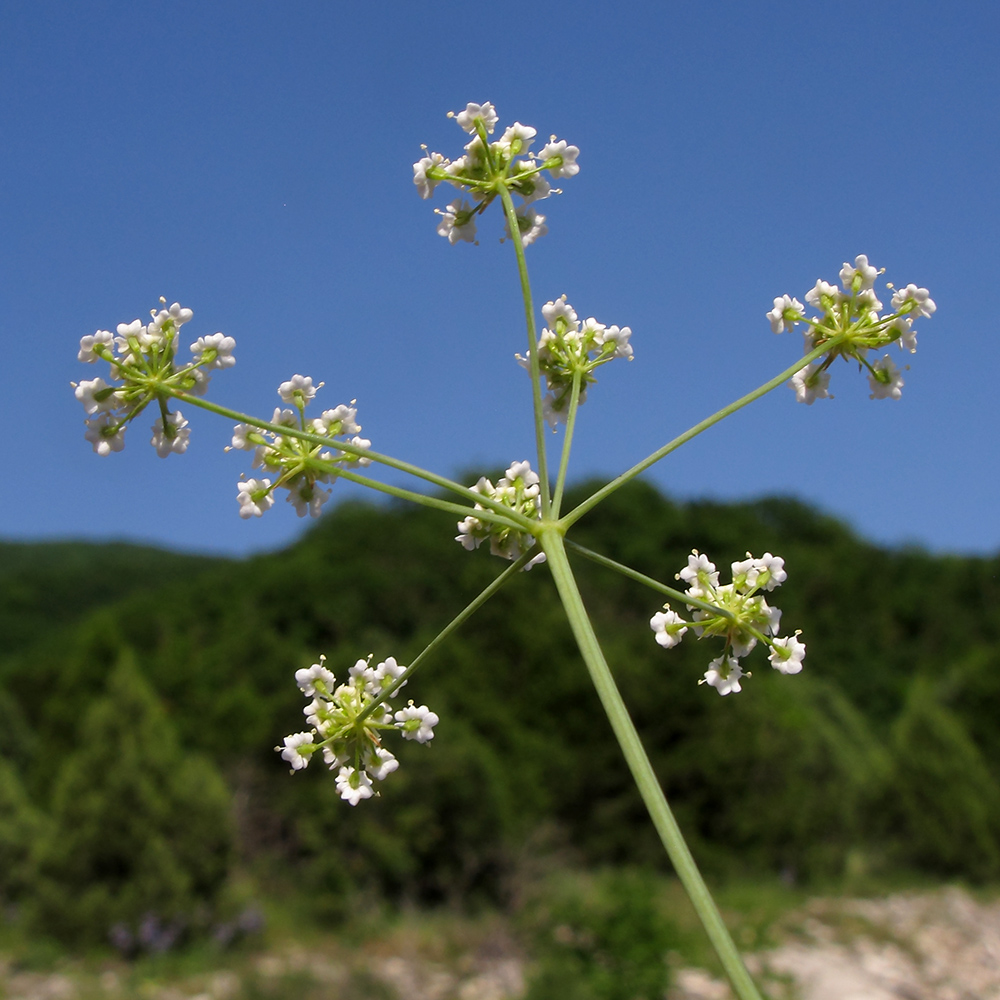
[497,184,551,514]
[541,531,763,1000]
[564,540,736,621]
[170,391,537,531]
[357,551,532,724]
[561,341,834,529]
[551,371,583,519]
[329,466,527,532]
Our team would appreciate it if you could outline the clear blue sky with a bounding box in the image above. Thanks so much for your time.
[3,0,997,556]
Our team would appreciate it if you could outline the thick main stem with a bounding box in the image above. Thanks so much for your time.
[540,531,764,1000]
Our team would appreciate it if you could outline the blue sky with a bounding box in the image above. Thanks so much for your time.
[2,0,997,556]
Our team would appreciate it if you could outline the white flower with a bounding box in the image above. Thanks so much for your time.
[506,207,548,246]
[73,377,119,415]
[323,746,348,769]
[729,628,758,659]
[303,696,333,733]
[295,658,336,697]
[190,332,236,369]
[78,329,114,363]
[703,656,744,696]
[504,460,539,487]
[114,319,146,356]
[891,283,936,319]
[335,766,374,805]
[84,413,126,455]
[237,478,274,518]
[348,659,378,697]
[650,609,688,649]
[287,483,332,518]
[769,635,806,674]
[763,600,782,635]
[677,550,720,595]
[436,198,477,244]
[270,406,299,428]
[455,516,484,550]
[790,362,831,405]
[596,324,633,359]
[754,552,786,591]
[804,280,841,311]
[149,301,194,330]
[230,423,257,451]
[116,318,143,336]
[892,317,918,353]
[281,649,440,802]
[540,138,580,178]
[497,122,536,155]
[277,732,314,771]
[364,747,399,781]
[730,556,757,587]
[729,554,785,594]
[541,392,568,429]
[456,466,541,562]
[278,374,320,405]
[541,296,579,330]
[518,172,551,204]
[868,354,905,400]
[150,410,191,458]
[767,295,804,334]
[316,404,361,436]
[466,134,490,168]
[136,324,167,352]
[444,155,470,187]
[856,288,883,313]
[395,703,439,743]
[187,367,212,396]
[453,102,498,134]
[658,549,801,691]
[839,254,879,292]
[413,151,447,199]
[523,551,547,571]
[348,435,372,465]
[373,656,407,693]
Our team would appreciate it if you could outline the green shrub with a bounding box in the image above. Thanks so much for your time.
[890,676,1000,879]
[519,867,677,1000]
[30,650,235,946]
[0,754,45,904]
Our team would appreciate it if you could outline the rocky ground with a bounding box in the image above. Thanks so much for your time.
[672,887,1000,1000]
[2,888,999,999]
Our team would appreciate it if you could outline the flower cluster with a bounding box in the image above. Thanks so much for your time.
[414,101,579,246]
[228,377,371,519]
[649,550,805,695]
[455,460,545,567]
[517,296,633,428]
[767,255,935,404]
[74,300,235,457]
[277,654,438,805]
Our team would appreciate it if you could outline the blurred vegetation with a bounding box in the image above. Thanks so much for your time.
[30,651,234,945]
[518,867,677,1000]
[1,480,998,956]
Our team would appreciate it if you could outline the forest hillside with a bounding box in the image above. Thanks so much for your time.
[2,481,998,946]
